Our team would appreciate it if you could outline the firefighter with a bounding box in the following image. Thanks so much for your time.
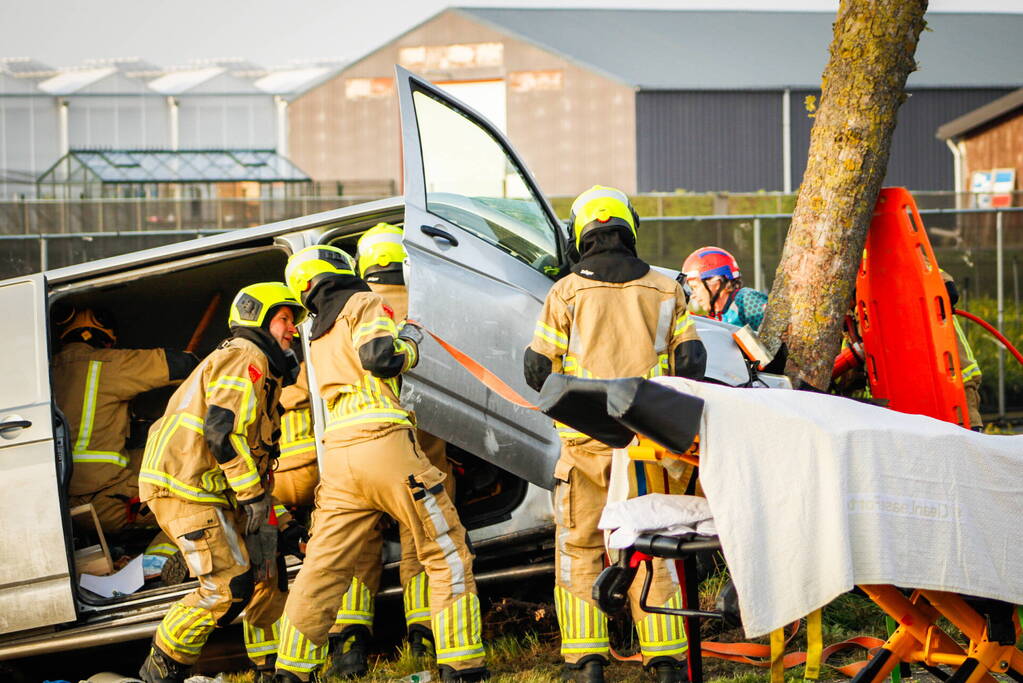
[524,186,707,683]
[332,222,458,661]
[273,360,318,508]
[942,270,984,429]
[52,307,198,534]
[681,246,767,330]
[137,283,307,683]
[274,246,487,683]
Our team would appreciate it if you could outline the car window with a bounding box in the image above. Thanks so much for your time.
[412,89,561,277]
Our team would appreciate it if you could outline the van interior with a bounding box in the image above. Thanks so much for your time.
[48,234,528,608]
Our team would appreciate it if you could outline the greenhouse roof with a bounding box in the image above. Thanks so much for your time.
[40,149,311,184]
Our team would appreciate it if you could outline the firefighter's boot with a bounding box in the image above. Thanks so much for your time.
[647,658,688,683]
[139,645,190,683]
[324,625,370,679]
[409,624,433,658]
[159,551,188,586]
[439,664,491,682]
[561,656,605,683]
[272,672,303,683]
[252,655,277,683]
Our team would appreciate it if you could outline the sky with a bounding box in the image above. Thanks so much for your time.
[3,0,1022,70]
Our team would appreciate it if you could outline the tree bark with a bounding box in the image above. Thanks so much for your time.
[759,0,928,389]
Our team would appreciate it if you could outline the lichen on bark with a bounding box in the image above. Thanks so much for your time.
[759,0,928,389]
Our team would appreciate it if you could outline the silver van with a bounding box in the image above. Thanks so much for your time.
[0,68,786,667]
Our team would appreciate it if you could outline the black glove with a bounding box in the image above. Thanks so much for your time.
[279,521,308,559]
[239,496,277,580]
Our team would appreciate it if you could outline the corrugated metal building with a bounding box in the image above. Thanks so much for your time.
[287,8,1023,195]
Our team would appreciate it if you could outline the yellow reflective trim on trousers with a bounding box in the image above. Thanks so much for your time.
[555,587,609,655]
[335,576,375,626]
[244,620,281,658]
[534,321,568,350]
[433,594,484,665]
[352,317,397,347]
[157,604,215,656]
[276,613,327,673]
[404,571,431,625]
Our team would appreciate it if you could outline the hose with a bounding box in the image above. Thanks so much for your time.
[954,309,1023,367]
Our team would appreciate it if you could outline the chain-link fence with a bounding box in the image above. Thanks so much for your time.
[1,198,1020,418]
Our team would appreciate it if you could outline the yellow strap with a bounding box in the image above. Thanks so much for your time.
[804,608,823,680]
[770,627,785,683]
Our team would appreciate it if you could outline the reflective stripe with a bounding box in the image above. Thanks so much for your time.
[214,507,247,566]
[554,586,609,656]
[403,571,431,626]
[352,316,397,347]
[434,593,484,664]
[420,485,465,594]
[654,300,674,354]
[280,408,315,459]
[156,604,216,659]
[276,612,328,673]
[953,319,982,381]
[334,576,375,627]
[534,321,569,350]
[395,337,418,372]
[636,590,688,659]
[72,360,129,466]
[244,620,281,659]
[145,543,178,558]
[673,312,694,337]
[138,468,229,505]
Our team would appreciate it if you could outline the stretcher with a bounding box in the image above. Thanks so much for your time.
[537,374,1023,683]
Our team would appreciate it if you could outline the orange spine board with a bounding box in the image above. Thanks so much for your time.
[856,188,971,427]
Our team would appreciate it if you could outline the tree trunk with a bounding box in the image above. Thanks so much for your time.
[759,0,928,389]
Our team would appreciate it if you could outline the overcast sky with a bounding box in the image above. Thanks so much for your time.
[3,0,1021,69]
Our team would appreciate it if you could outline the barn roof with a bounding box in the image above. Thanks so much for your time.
[454,8,1023,90]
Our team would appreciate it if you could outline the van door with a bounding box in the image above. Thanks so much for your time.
[0,275,76,634]
[395,66,565,489]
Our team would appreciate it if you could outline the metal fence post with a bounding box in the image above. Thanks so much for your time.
[39,235,47,272]
[753,217,763,292]
[996,210,1005,418]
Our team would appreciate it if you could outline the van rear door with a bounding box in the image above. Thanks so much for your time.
[395,66,564,489]
[0,275,76,634]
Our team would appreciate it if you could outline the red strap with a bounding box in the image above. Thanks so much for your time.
[409,321,539,411]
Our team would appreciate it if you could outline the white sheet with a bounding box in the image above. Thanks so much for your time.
[599,493,717,549]
[651,377,1023,638]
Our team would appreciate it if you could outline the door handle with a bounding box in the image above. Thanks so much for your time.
[0,415,31,437]
[421,225,459,247]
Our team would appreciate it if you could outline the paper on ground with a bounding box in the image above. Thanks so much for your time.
[79,554,144,598]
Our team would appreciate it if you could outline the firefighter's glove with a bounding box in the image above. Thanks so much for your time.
[397,320,424,347]
[240,496,277,580]
[279,521,308,559]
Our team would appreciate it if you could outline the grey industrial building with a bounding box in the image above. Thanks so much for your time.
[287,8,1023,195]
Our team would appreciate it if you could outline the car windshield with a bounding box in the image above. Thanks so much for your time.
[412,89,561,276]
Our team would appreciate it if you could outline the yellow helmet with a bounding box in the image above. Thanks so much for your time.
[356,222,406,277]
[58,307,117,346]
[285,245,357,304]
[568,185,639,248]
[229,282,306,330]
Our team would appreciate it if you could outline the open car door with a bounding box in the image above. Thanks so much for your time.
[396,66,565,489]
[0,275,76,634]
